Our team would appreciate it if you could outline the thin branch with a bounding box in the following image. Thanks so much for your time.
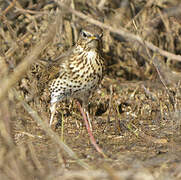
[14,7,48,15]
[56,1,181,62]
[0,14,61,102]
[13,89,91,170]
[0,0,17,18]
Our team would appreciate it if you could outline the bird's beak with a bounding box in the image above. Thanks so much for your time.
[89,35,100,40]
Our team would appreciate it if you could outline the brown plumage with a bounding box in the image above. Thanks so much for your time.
[49,25,105,126]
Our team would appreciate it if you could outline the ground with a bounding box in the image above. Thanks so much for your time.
[0,0,181,179]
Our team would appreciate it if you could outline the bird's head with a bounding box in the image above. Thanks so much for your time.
[77,25,103,49]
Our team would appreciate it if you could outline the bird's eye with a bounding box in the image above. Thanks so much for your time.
[99,33,103,38]
[81,31,87,38]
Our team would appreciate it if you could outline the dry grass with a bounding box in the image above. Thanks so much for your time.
[1,0,181,179]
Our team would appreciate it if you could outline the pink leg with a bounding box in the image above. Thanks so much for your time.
[76,101,107,158]
[84,108,92,131]
[50,102,57,126]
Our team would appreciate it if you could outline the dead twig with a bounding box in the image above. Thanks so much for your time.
[56,1,181,62]
[0,0,17,18]
[0,13,61,102]
[14,7,48,15]
[152,57,175,111]
[13,89,91,170]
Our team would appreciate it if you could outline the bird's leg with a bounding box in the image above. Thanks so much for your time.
[82,97,92,130]
[76,100,106,158]
[84,108,92,131]
[49,102,57,126]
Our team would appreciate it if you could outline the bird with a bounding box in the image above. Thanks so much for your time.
[48,24,106,157]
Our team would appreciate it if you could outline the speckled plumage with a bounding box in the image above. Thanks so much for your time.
[49,25,104,126]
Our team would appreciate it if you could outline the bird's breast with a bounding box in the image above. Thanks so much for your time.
[86,50,97,61]
[49,49,104,102]
[71,50,103,81]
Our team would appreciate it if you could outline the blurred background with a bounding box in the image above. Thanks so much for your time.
[0,0,181,179]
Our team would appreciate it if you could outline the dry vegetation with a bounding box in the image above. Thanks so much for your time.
[1,0,181,179]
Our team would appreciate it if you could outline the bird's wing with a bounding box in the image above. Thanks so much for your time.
[46,46,77,82]
[50,46,75,63]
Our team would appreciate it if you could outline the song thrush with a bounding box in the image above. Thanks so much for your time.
[49,24,105,156]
